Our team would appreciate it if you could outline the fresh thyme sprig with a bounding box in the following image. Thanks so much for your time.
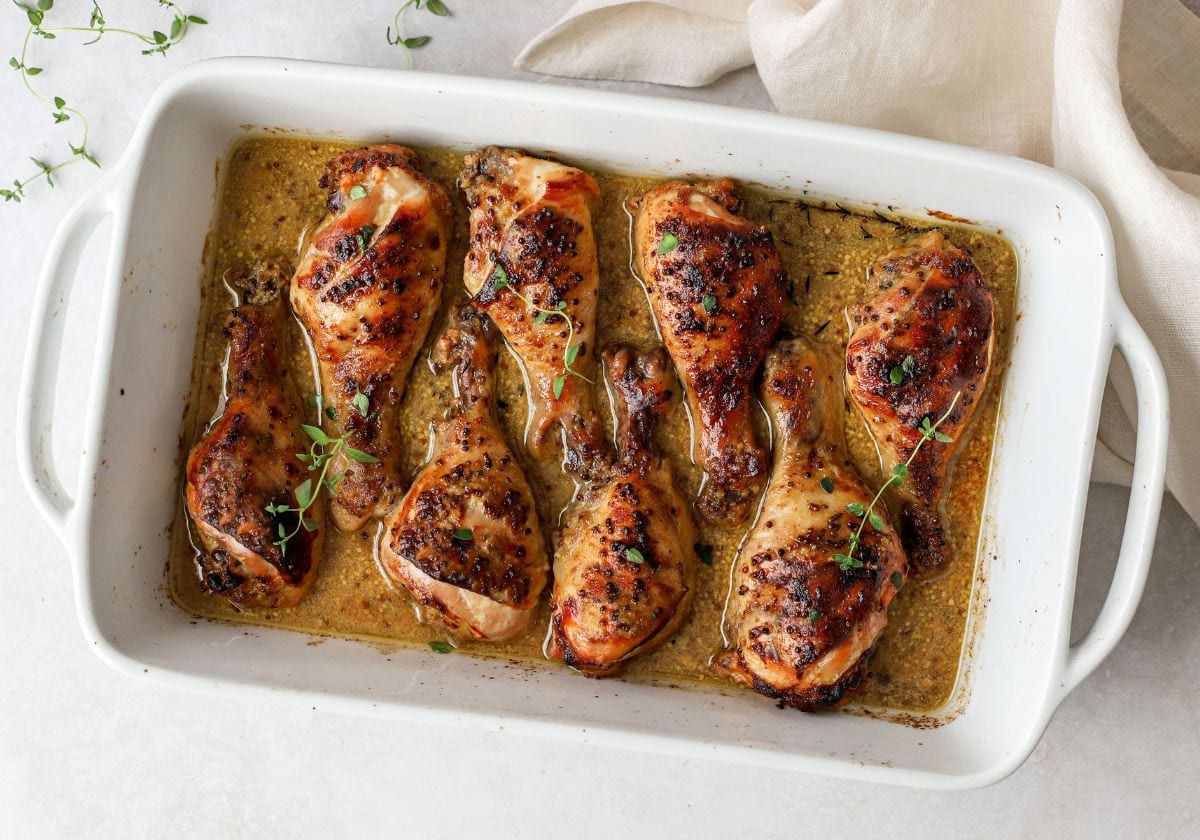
[489,264,594,399]
[832,391,961,572]
[3,1,208,203]
[386,0,449,65]
[266,412,379,557]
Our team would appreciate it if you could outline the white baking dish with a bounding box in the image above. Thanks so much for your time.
[18,58,1168,789]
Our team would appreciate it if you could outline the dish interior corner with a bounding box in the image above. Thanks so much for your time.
[169,137,1017,716]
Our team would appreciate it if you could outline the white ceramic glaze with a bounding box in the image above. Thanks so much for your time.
[16,58,1169,789]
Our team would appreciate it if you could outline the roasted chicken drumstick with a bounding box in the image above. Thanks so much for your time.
[717,338,907,710]
[460,146,605,473]
[379,307,549,643]
[845,231,994,575]
[291,144,452,532]
[185,260,320,608]
[547,345,698,676]
[632,179,786,525]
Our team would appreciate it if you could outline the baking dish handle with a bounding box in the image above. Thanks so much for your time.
[1061,299,1169,696]
[16,177,118,543]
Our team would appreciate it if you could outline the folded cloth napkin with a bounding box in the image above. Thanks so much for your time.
[517,0,1200,525]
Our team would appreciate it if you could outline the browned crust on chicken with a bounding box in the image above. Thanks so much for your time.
[379,307,548,642]
[548,345,697,676]
[186,261,320,608]
[459,146,606,474]
[715,339,906,711]
[291,144,452,532]
[632,179,786,525]
[388,478,538,608]
[845,230,994,575]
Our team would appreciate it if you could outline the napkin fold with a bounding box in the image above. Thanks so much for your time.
[515,0,756,87]
[517,0,1200,524]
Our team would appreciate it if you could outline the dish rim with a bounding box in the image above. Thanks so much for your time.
[16,57,1169,790]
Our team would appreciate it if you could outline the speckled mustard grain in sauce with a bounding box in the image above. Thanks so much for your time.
[169,137,1016,714]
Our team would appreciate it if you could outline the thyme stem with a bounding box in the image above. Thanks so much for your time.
[490,266,595,397]
[834,391,962,571]
[386,0,449,67]
[271,437,341,557]
[267,423,379,557]
[4,1,207,203]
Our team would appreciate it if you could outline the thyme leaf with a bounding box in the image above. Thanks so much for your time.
[889,354,916,386]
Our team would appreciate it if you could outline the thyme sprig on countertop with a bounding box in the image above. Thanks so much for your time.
[266,405,379,557]
[386,0,449,64]
[490,264,594,399]
[4,1,208,204]
[832,391,960,572]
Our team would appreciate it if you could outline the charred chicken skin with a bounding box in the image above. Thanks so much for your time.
[547,345,698,676]
[632,179,786,525]
[185,260,320,608]
[845,231,994,576]
[379,306,549,643]
[291,144,452,532]
[716,338,907,710]
[459,146,606,473]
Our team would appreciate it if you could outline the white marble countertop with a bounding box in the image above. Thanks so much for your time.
[2,2,1197,837]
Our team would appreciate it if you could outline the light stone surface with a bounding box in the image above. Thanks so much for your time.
[1,2,1197,837]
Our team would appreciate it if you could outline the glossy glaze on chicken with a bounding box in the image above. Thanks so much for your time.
[291,144,452,533]
[717,339,906,709]
[459,146,606,474]
[548,345,697,676]
[632,179,787,525]
[185,260,320,608]
[379,306,549,642]
[846,231,995,576]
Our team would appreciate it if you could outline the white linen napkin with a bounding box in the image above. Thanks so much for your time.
[517,0,1200,524]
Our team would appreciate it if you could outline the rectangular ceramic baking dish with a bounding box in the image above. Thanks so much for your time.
[18,57,1169,790]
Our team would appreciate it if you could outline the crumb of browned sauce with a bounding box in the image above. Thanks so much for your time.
[926,209,975,224]
[168,138,1016,715]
